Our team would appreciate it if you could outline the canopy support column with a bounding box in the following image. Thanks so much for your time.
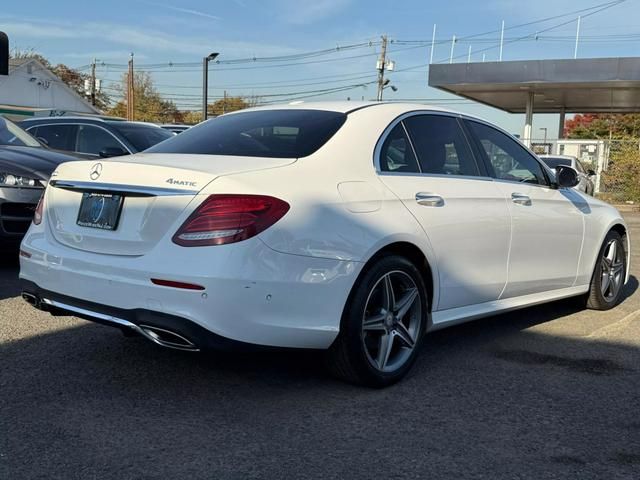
[523,91,534,147]
[558,108,566,140]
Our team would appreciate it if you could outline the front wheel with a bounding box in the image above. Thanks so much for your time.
[326,255,428,387]
[586,230,627,310]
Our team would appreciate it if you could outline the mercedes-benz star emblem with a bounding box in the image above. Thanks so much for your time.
[90,163,103,180]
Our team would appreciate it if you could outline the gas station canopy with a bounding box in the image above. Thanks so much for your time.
[428,57,640,145]
[428,57,640,113]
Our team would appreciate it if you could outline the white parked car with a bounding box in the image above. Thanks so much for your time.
[19,102,630,387]
[539,154,596,195]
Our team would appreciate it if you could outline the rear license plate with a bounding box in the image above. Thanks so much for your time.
[76,193,124,230]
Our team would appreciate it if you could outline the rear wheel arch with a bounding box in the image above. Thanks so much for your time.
[358,242,435,315]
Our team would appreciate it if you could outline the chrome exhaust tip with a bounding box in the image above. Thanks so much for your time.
[138,325,199,352]
[21,292,40,309]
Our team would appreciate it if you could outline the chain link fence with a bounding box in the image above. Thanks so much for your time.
[531,138,640,205]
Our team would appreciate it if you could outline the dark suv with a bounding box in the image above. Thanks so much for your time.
[20,117,174,158]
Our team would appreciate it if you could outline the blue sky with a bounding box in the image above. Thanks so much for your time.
[3,0,640,135]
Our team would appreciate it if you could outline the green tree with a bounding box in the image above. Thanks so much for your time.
[208,96,254,117]
[601,143,640,203]
[10,49,110,110]
[108,71,183,123]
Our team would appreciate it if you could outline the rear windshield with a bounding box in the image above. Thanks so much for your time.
[541,157,571,168]
[109,123,174,151]
[146,109,347,158]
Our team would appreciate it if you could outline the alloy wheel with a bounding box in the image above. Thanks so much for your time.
[600,239,624,302]
[361,270,422,373]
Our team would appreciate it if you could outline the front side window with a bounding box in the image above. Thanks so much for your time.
[403,115,480,176]
[467,121,547,185]
[30,124,78,151]
[147,110,347,158]
[379,123,420,173]
[76,125,124,155]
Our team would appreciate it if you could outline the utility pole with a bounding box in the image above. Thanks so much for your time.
[574,15,581,59]
[127,53,134,121]
[376,35,388,102]
[223,90,227,114]
[202,52,219,121]
[429,24,436,64]
[499,20,505,61]
[90,58,97,107]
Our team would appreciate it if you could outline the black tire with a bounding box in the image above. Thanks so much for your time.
[586,230,627,310]
[326,254,428,387]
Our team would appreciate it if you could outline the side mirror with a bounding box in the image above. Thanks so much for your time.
[555,165,580,188]
[587,169,596,177]
[99,147,128,158]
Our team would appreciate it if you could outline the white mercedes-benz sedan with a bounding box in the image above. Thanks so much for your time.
[19,102,630,387]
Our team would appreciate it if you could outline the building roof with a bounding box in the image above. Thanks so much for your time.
[0,58,100,115]
[428,57,640,114]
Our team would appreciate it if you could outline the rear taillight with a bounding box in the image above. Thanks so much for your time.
[33,190,45,225]
[172,194,290,247]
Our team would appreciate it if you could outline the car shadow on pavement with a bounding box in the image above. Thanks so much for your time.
[1,276,639,479]
[0,249,20,301]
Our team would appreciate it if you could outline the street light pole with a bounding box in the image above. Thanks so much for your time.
[202,52,219,121]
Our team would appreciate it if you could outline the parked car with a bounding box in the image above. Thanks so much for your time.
[160,124,191,134]
[19,117,174,158]
[20,103,630,387]
[539,154,596,195]
[0,117,78,246]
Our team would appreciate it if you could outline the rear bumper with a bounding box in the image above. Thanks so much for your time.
[20,281,271,352]
[19,233,361,349]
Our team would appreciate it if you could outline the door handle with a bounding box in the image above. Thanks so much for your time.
[415,192,444,207]
[511,192,532,206]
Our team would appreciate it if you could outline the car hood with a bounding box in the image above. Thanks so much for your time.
[0,146,79,180]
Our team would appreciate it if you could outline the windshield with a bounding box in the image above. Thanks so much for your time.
[146,109,347,158]
[541,157,572,169]
[109,122,174,151]
[0,117,42,148]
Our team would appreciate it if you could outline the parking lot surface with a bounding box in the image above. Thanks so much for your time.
[1,213,639,479]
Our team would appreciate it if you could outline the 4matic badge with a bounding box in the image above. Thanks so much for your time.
[166,178,197,187]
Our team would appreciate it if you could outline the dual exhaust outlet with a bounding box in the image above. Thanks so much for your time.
[22,292,199,352]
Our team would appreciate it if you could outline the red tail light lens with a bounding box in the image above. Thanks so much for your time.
[33,190,45,225]
[172,194,290,247]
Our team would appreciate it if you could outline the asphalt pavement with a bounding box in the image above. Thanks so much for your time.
[1,213,639,479]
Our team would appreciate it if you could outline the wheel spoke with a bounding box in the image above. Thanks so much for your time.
[394,322,415,349]
[610,274,622,295]
[394,288,418,321]
[363,313,386,331]
[611,262,624,275]
[382,274,395,312]
[601,273,611,296]
[377,333,394,370]
[606,241,617,263]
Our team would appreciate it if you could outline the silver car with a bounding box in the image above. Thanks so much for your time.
[539,155,596,195]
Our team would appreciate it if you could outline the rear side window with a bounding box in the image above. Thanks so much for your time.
[542,157,571,169]
[29,124,77,151]
[147,109,347,158]
[76,125,124,155]
[403,115,479,176]
[379,123,420,173]
[109,123,174,151]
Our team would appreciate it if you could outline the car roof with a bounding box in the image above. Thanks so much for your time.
[239,101,464,115]
[20,117,163,128]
